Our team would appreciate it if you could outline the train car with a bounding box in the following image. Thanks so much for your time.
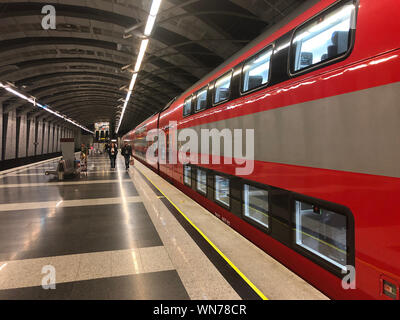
[123,0,400,299]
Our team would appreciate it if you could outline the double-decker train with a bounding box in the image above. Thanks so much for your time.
[123,0,400,299]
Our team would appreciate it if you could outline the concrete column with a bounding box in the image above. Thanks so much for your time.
[50,123,55,153]
[18,113,27,158]
[43,121,49,154]
[0,103,3,161]
[51,124,55,153]
[48,122,53,153]
[58,126,62,151]
[36,119,44,156]
[27,117,36,157]
[4,110,17,160]
[54,125,58,152]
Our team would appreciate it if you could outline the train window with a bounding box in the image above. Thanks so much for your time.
[214,71,232,105]
[294,200,348,270]
[183,96,192,116]
[215,175,230,207]
[290,0,355,73]
[183,165,191,187]
[242,46,273,93]
[195,87,208,112]
[243,184,269,228]
[196,168,207,195]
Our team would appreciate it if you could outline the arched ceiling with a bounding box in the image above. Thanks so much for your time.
[0,0,305,134]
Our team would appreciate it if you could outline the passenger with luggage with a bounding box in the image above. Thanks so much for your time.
[80,143,88,169]
[108,142,118,169]
[121,142,133,171]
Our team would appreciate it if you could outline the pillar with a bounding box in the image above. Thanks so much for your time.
[36,119,44,156]
[43,121,50,154]
[18,113,27,158]
[50,124,55,153]
[54,125,59,152]
[4,109,17,160]
[27,117,36,157]
[0,103,2,161]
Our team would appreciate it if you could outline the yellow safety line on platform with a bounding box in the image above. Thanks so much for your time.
[135,166,268,301]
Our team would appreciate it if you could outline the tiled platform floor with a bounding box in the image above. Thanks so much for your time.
[0,154,328,300]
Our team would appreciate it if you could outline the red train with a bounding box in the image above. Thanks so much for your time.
[123,0,400,299]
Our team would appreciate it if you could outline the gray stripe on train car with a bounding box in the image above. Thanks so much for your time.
[180,81,400,178]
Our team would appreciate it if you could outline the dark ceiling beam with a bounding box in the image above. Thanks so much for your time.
[55,98,157,117]
[156,10,265,27]
[146,50,219,63]
[43,95,124,108]
[13,69,181,103]
[31,82,122,95]
[262,0,286,17]
[0,35,215,75]
[15,71,128,87]
[38,88,125,101]
[145,38,249,65]
[0,2,144,29]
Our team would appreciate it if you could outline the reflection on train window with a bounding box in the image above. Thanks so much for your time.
[242,47,273,93]
[196,169,207,195]
[184,165,191,186]
[214,71,232,104]
[295,200,347,270]
[291,0,355,72]
[215,175,230,207]
[196,87,207,112]
[243,185,269,228]
[183,97,192,116]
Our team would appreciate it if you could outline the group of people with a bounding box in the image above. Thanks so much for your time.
[105,141,133,170]
[80,141,134,171]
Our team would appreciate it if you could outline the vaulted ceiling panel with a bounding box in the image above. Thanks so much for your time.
[0,0,305,134]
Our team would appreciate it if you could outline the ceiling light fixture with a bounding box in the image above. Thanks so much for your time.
[0,81,94,133]
[116,0,162,134]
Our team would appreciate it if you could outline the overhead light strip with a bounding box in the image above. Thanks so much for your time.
[116,0,162,133]
[0,82,94,134]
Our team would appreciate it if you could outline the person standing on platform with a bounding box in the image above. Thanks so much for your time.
[80,143,88,167]
[121,142,133,171]
[108,142,118,169]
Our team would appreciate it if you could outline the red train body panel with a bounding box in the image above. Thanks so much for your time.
[123,0,400,299]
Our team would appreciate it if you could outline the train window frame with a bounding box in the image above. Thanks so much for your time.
[212,70,233,107]
[241,182,271,233]
[194,85,209,113]
[240,44,274,95]
[213,173,231,210]
[183,165,192,187]
[195,167,208,196]
[183,95,193,117]
[288,0,358,77]
[291,193,355,278]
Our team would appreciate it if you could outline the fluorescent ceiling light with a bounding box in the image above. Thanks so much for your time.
[1,81,93,134]
[116,0,163,134]
[149,0,162,16]
[5,87,35,105]
[144,0,162,36]
[135,39,149,72]
[144,15,156,36]
[128,73,138,92]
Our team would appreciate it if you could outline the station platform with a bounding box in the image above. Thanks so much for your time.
[0,154,328,300]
